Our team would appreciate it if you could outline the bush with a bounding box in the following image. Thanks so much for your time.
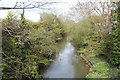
[2,12,65,79]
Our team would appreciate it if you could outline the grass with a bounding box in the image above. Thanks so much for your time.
[79,51,120,78]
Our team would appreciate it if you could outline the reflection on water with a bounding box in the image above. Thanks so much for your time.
[44,40,89,78]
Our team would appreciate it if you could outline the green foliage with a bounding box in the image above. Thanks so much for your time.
[110,2,120,66]
[2,12,65,79]
[87,61,110,78]
[40,13,65,42]
[70,18,93,49]
[69,2,120,78]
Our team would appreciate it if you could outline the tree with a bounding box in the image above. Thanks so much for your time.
[72,0,112,36]
[0,0,60,10]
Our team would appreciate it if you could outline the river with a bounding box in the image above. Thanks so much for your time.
[43,38,89,78]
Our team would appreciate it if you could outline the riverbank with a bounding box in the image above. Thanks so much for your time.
[2,12,66,79]
[69,11,120,78]
[77,49,120,78]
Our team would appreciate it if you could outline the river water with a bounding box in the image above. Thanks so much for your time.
[43,38,89,78]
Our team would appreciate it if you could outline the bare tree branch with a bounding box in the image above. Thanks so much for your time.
[0,1,60,10]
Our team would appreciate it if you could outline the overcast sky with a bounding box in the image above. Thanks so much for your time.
[0,0,78,22]
[0,0,119,22]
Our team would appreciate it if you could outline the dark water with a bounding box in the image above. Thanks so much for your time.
[43,39,89,78]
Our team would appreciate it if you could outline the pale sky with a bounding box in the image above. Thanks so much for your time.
[0,0,119,22]
[0,0,78,22]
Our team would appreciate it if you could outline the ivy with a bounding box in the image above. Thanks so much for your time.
[110,2,120,66]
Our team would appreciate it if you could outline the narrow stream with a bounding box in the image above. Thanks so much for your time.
[44,39,89,78]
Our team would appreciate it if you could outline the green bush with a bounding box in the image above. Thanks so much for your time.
[2,12,65,79]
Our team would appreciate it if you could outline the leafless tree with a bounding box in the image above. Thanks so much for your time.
[72,0,112,37]
[0,0,60,10]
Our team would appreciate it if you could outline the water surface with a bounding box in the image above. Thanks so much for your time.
[44,40,89,78]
